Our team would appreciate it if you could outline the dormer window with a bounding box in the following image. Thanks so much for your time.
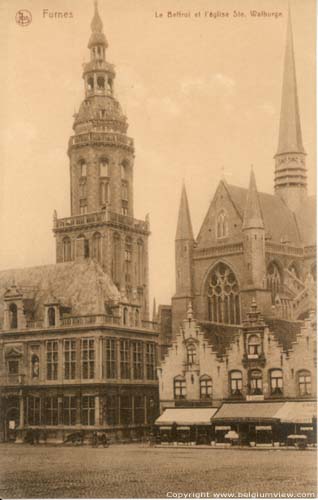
[48,307,56,327]
[9,303,18,329]
[217,210,228,238]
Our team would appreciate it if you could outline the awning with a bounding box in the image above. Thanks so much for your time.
[155,408,218,426]
[275,401,317,424]
[212,402,285,421]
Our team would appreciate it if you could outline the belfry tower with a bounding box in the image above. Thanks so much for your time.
[53,2,150,319]
[274,8,307,212]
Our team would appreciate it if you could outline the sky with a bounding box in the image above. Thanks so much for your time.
[0,0,316,308]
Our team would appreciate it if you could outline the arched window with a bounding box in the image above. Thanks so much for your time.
[267,262,282,304]
[247,335,261,357]
[9,303,18,329]
[200,375,212,399]
[123,307,129,326]
[112,233,121,285]
[249,369,263,395]
[229,370,243,396]
[79,160,87,178]
[186,344,196,365]
[97,76,105,90]
[63,237,71,262]
[100,181,109,206]
[121,161,128,180]
[270,369,283,395]
[100,159,109,177]
[48,307,56,327]
[297,370,312,396]
[87,77,94,91]
[137,240,144,285]
[217,210,228,238]
[174,376,186,400]
[92,232,102,261]
[207,263,240,324]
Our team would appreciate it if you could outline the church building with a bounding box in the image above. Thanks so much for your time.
[0,3,158,443]
[157,9,316,442]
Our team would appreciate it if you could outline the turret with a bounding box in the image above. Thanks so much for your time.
[274,7,307,212]
[242,168,265,289]
[172,184,194,334]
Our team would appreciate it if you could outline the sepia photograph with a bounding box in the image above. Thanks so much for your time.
[0,0,316,498]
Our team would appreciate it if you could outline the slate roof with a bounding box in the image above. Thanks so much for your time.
[0,260,120,324]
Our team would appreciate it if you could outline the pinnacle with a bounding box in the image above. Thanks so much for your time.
[175,184,194,241]
[242,168,264,230]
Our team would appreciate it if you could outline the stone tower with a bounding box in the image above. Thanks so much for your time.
[172,184,194,334]
[274,8,307,212]
[53,2,150,319]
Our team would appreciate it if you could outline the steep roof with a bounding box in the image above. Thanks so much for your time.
[225,183,302,245]
[0,260,120,323]
[175,184,194,241]
[276,8,305,155]
[242,169,264,230]
[294,196,316,246]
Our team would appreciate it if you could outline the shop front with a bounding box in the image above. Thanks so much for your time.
[155,407,218,445]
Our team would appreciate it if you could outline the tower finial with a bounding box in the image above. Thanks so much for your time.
[175,184,194,241]
[242,167,264,230]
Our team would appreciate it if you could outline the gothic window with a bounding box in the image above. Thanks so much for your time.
[63,237,71,262]
[186,344,196,365]
[97,76,105,90]
[137,239,144,285]
[9,303,18,329]
[229,370,243,396]
[248,369,263,395]
[79,160,87,177]
[270,369,283,395]
[92,232,102,261]
[200,375,212,399]
[207,263,240,324]
[247,335,261,357]
[267,262,282,304]
[174,376,186,399]
[81,339,95,379]
[217,210,228,238]
[297,370,312,396]
[100,159,109,177]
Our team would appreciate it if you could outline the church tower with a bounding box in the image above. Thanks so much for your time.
[172,184,194,333]
[274,8,307,212]
[53,2,150,319]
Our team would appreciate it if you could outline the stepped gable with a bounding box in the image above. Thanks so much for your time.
[266,318,302,353]
[225,183,301,245]
[0,260,120,323]
[199,322,240,359]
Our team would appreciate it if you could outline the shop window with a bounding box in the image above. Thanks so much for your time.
[44,397,58,425]
[229,370,243,396]
[134,395,145,425]
[9,303,18,329]
[63,237,72,262]
[200,375,212,399]
[186,344,196,365]
[217,210,228,238]
[48,307,56,327]
[270,369,283,395]
[174,376,186,399]
[27,396,40,425]
[249,369,263,395]
[81,339,95,379]
[298,370,312,396]
[81,396,95,425]
[247,335,261,357]
[120,395,132,425]
[106,395,118,425]
[207,263,240,324]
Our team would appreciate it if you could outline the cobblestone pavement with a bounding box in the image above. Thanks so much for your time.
[0,444,316,498]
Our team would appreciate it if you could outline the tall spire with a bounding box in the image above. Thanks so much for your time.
[242,168,264,230]
[175,184,194,241]
[276,7,304,155]
[88,1,108,50]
